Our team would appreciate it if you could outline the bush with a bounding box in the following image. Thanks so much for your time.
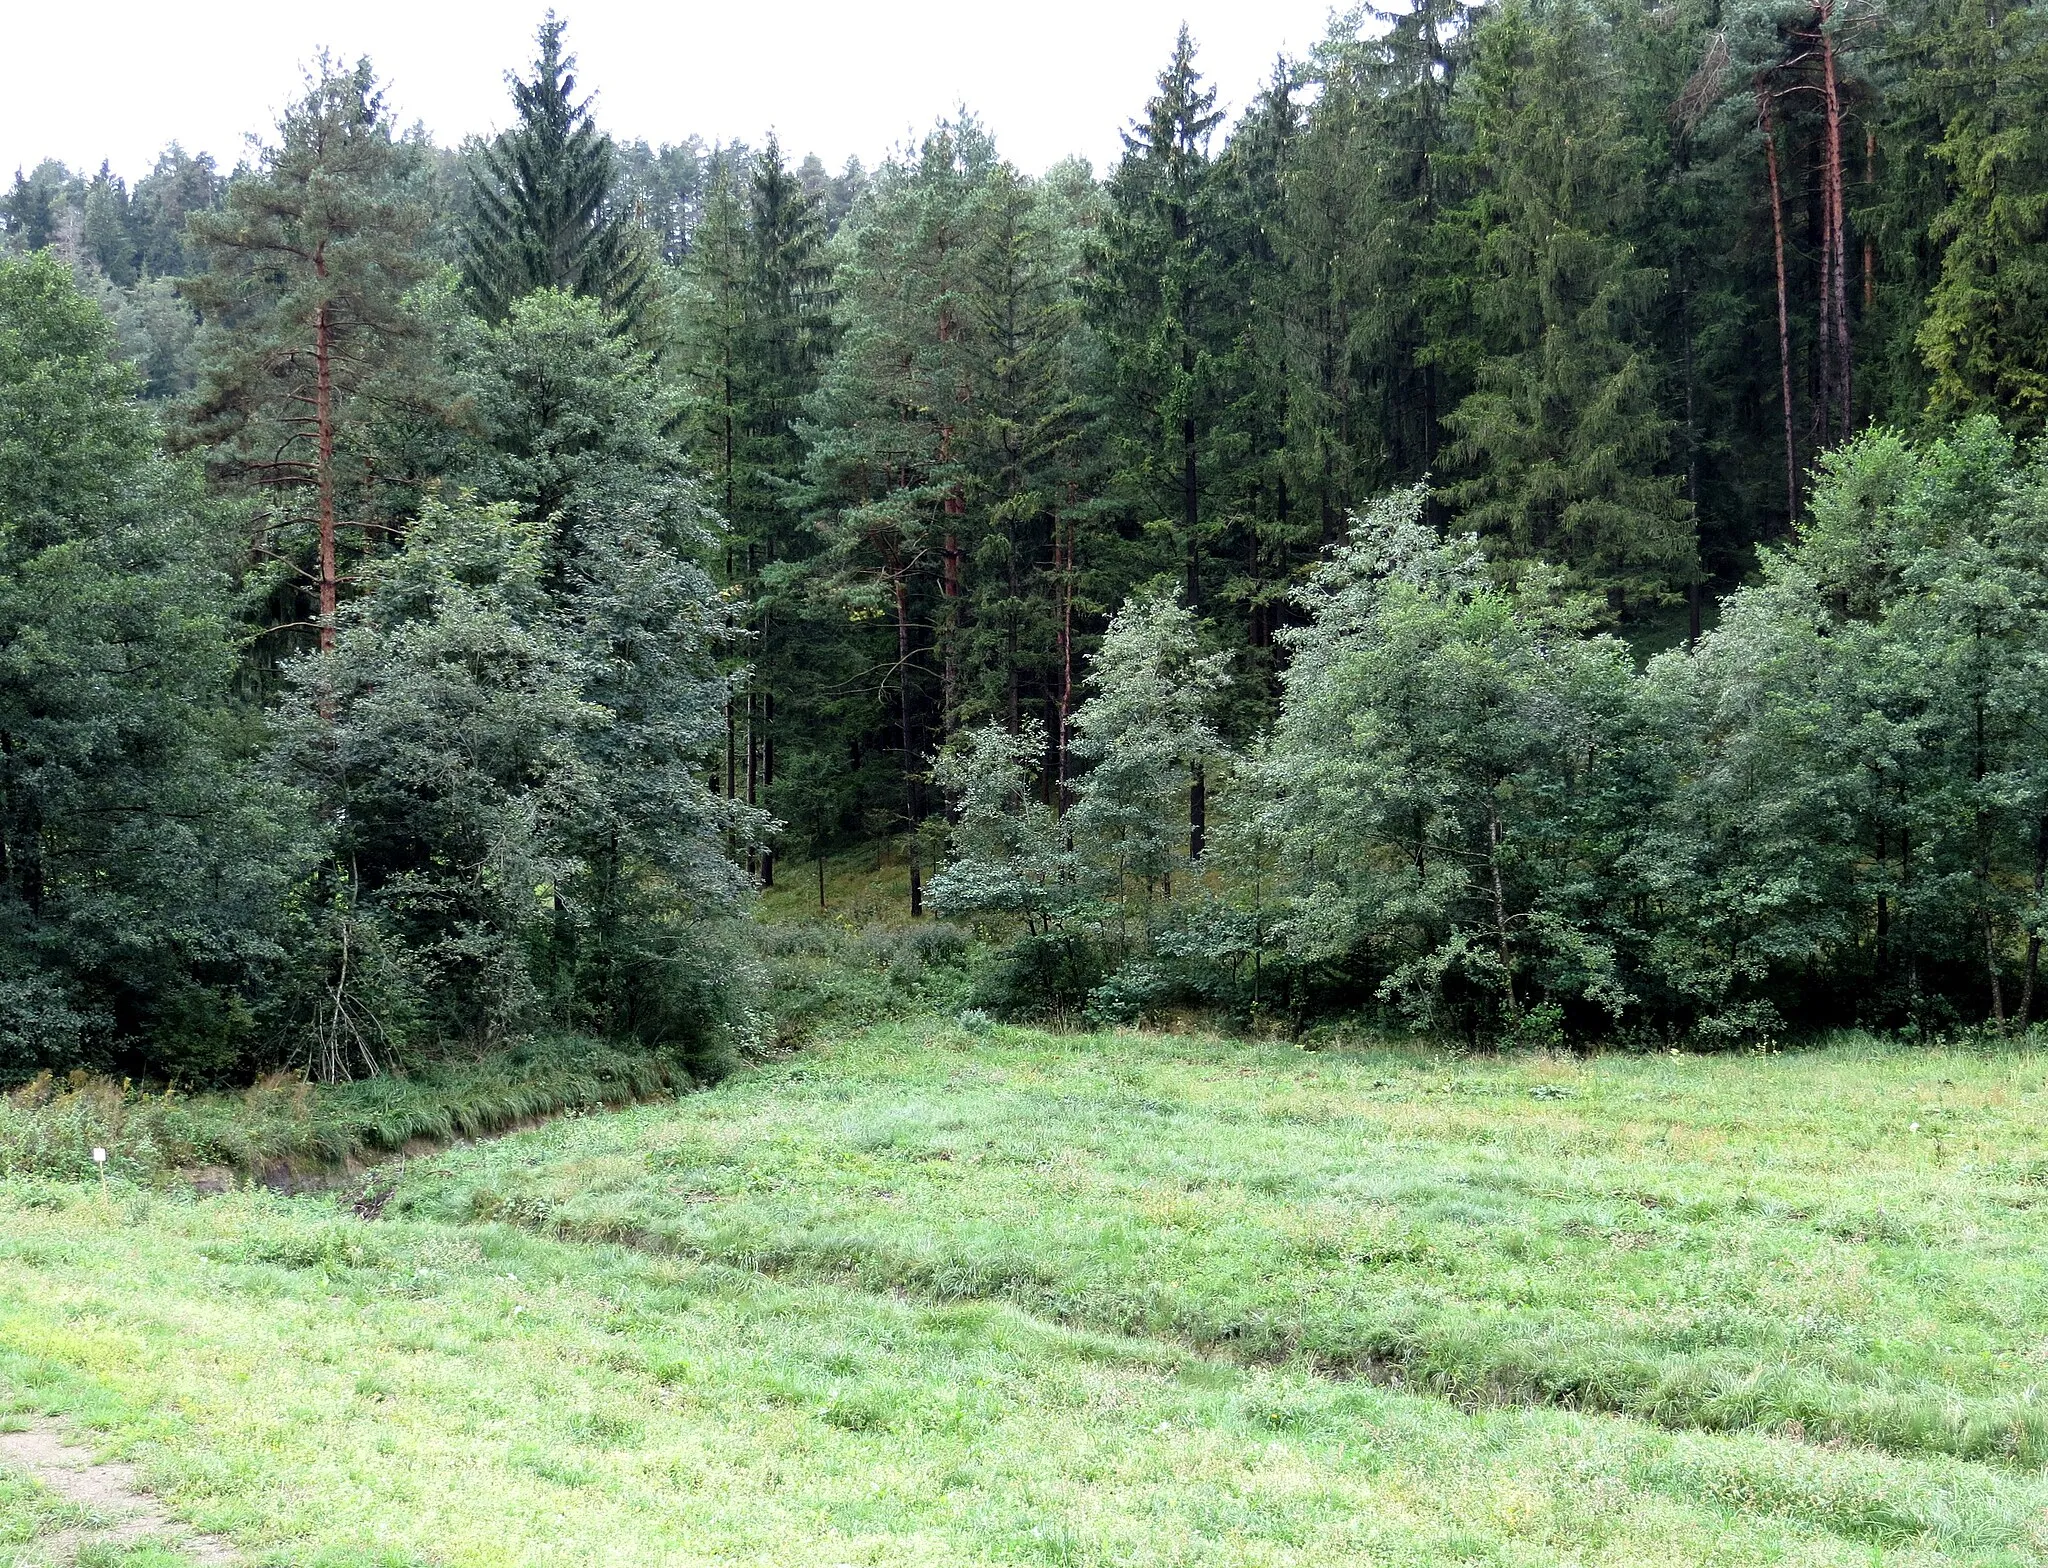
[754,919,971,1045]
[969,932,1104,1023]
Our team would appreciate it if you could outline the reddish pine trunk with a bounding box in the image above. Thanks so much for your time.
[313,282,338,655]
[1760,91,1799,527]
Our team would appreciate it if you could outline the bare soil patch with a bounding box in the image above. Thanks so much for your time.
[0,1420,235,1563]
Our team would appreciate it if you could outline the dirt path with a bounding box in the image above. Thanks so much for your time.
[0,1421,236,1564]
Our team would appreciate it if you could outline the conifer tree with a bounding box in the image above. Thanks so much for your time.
[181,55,436,654]
[805,121,993,914]
[955,162,1098,745]
[129,145,221,279]
[0,164,66,254]
[1916,0,2048,426]
[1438,0,1693,611]
[1211,62,1306,706]
[462,13,648,324]
[80,165,136,286]
[675,144,835,880]
[1090,28,1233,611]
[738,141,834,881]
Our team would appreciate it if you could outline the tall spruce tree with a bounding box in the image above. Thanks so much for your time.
[1915,0,2048,426]
[1438,0,1693,612]
[462,13,649,324]
[1090,28,1234,611]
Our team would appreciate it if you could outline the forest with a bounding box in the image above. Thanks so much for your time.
[4,0,2048,1083]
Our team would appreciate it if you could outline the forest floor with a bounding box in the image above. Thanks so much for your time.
[2,1020,2046,1565]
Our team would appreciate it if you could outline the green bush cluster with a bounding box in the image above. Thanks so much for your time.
[936,429,2048,1044]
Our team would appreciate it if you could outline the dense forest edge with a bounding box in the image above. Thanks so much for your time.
[6,0,2048,1094]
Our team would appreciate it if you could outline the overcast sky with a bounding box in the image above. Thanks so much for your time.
[7,1,1349,184]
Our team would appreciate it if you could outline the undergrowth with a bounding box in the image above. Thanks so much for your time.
[0,1034,689,1183]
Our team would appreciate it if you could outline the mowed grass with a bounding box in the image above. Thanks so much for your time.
[389,1024,2048,1467]
[3,1184,2048,1566]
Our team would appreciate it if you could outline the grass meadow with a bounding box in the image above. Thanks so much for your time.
[2,1022,2046,1565]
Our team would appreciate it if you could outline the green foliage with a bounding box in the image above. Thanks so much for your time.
[928,720,1075,934]
[461,15,649,324]
[939,431,2048,1041]
[1917,0,2048,425]
[179,54,440,651]
[1261,484,1641,1037]
[273,489,752,1075]
[1437,0,1693,608]
[0,254,303,1083]
[1068,590,1230,943]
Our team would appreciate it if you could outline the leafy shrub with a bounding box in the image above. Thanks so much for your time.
[969,931,1104,1023]
[755,919,971,1045]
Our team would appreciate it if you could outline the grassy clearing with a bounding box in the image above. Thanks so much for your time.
[2,1181,2045,1566]
[389,1022,2048,1467]
[0,1035,689,1186]
[757,845,922,928]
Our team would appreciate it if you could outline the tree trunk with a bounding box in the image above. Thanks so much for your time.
[895,571,921,918]
[1820,11,1852,435]
[1760,91,1799,528]
[1182,406,1200,608]
[761,690,775,888]
[1487,800,1517,1019]
[2020,816,2046,1030]
[1974,652,2002,1028]
[1057,516,1074,819]
[1190,760,1207,860]
[314,291,338,654]
[941,525,961,738]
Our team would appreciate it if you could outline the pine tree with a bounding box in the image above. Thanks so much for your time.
[738,141,835,883]
[954,161,1097,748]
[1211,61,1306,711]
[462,13,649,324]
[805,120,993,914]
[181,55,436,655]
[0,163,69,254]
[129,145,221,279]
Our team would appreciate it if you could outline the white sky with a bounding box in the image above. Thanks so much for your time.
[7,1,1348,184]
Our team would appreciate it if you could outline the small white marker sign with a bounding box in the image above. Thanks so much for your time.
[92,1147,107,1166]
